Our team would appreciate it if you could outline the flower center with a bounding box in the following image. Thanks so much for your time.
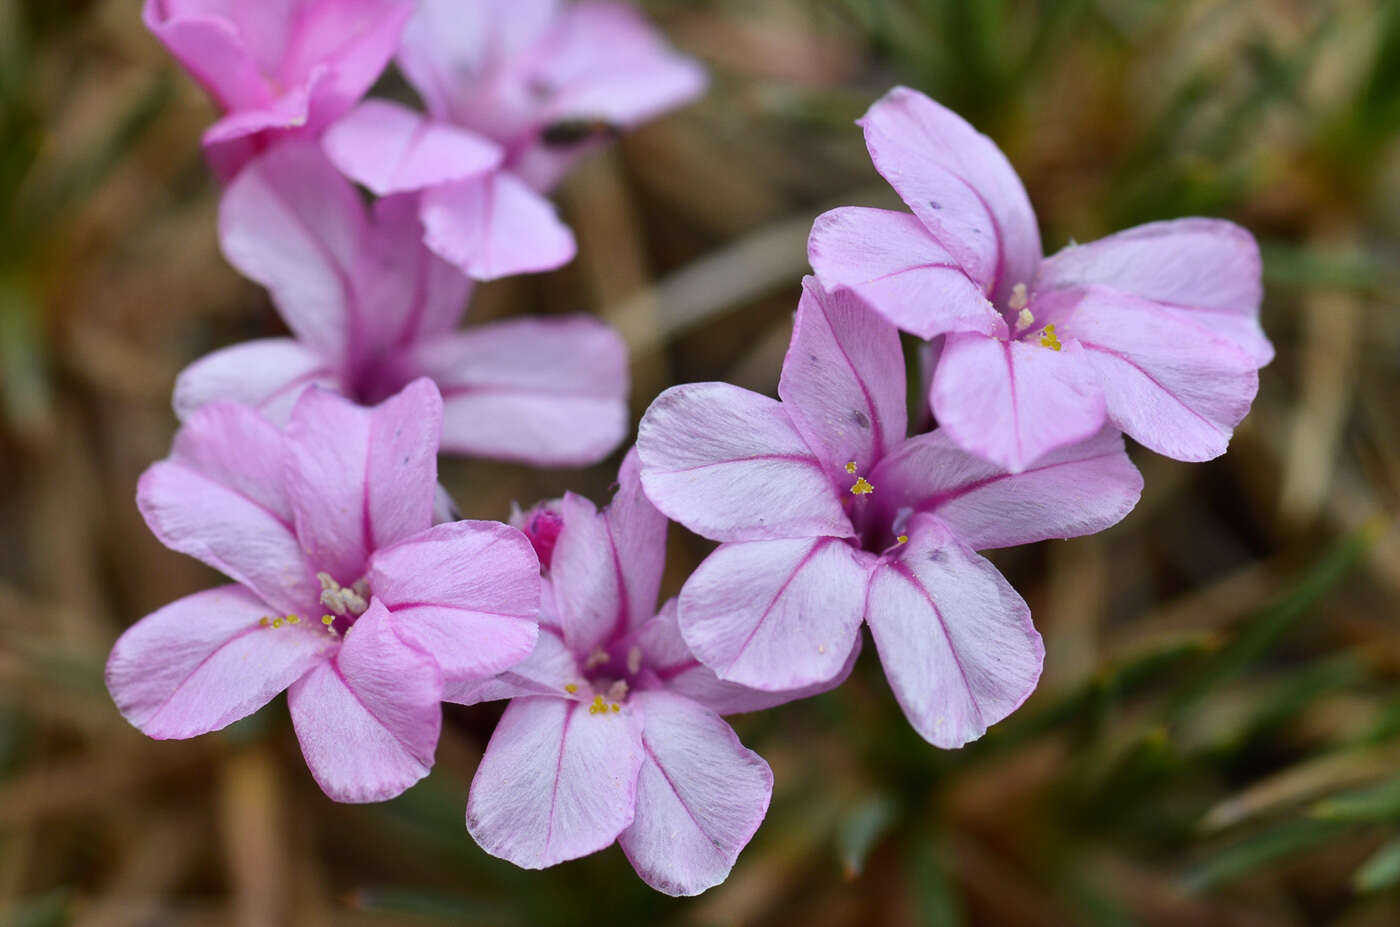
[316,572,370,637]
[1003,282,1061,350]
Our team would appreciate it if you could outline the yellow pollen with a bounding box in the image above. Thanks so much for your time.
[288,615,300,625]
[1008,282,1029,312]
[844,461,857,474]
[610,703,620,712]
[564,683,578,694]
[1039,324,1062,351]
[1015,307,1035,332]
[271,618,283,628]
[588,694,607,715]
[897,535,909,544]
[321,615,334,626]
[258,617,270,628]
[850,476,874,496]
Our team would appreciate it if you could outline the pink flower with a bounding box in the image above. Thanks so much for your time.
[809,86,1272,473]
[637,279,1144,748]
[456,452,849,895]
[322,0,707,280]
[106,380,542,802]
[175,141,629,467]
[143,0,415,180]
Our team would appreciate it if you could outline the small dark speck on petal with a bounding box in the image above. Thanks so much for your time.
[928,200,941,210]
[928,549,947,563]
[851,410,870,428]
[809,353,819,362]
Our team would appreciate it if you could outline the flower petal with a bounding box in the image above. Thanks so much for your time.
[173,337,341,424]
[219,141,367,363]
[1063,287,1260,461]
[138,403,318,616]
[447,624,578,705]
[1035,219,1270,365]
[778,278,907,477]
[142,1,273,112]
[410,316,628,466]
[860,86,1041,303]
[283,380,442,582]
[637,383,850,543]
[358,194,473,350]
[678,537,870,691]
[273,0,414,112]
[866,517,1042,748]
[618,691,771,897]
[870,426,1142,549]
[419,173,576,281]
[107,584,333,739]
[368,520,541,685]
[323,100,502,196]
[807,207,1005,339]
[930,333,1105,473]
[637,600,859,716]
[288,599,443,802]
[467,695,644,868]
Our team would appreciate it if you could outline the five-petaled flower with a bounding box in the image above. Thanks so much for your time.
[809,86,1272,473]
[107,379,542,802]
[637,279,1145,747]
[456,452,851,895]
[175,141,629,467]
[323,0,707,280]
[143,0,415,181]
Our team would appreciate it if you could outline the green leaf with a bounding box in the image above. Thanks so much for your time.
[1353,837,1400,893]
[907,831,963,927]
[1184,818,1352,892]
[838,793,900,878]
[1313,777,1400,823]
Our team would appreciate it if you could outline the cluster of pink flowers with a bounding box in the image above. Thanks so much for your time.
[111,3,1269,898]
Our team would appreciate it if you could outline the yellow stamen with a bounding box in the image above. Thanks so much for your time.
[321,615,335,626]
[610,703,620,712]
[844,461,857,474]
[588,694,607,715]
[897,535,909,544]
[1039,324,1062,351]
[564,683,578,694]
[287,615,300,625]
[850,476,874,495]
[258,617,270,628]
[1008,282,1029,312]
[271,618,283,628]
[1015,307,1035,332]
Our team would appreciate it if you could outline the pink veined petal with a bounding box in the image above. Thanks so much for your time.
[368,520,540,685]
[1034,219,1271,366]
[446,624,578,705]
[409,316,628,467]
[173,337,341,424]
[218,141,368,364]
[637,600,860,716]
[283,380,442,582]
[107,584,334,740]
[779,277,908,479]
[288,599,443,802]
[526,1,707,129]
[860,86,1042,304]
[138,404,319,617]
[467,695,644,869]
[355,194,474,356]
[678,537,870,691]
[323,101,502,196]
[807,207,1006,340]
[274,0,415,107]
[930,333,1106,474]
[605,450,668,637]
[142,2,274,111]
[870,426,1142,550]
[396,0,560,124]
[1059,287,1261,462]
[637,383,852,543]
[419,172,577,281]
[866,516,1043,749]
[617,691,772,897]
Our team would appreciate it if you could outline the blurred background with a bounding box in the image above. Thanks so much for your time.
[2,0,1399,924]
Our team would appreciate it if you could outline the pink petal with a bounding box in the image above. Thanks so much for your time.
[419,172,576,281]
[107,584,333,739]
[447,624,579,705]
[467,695,644,868]
[409,316,628,466]
[678,537,870,691]
[368,520,541,685]
[219,141,368,364]
[173,337,340,424]
[606,450,668,631]
[1062,287,1260,461]
[274,1,415,108]
[866,517,1042,748]
[860,86,1042,303]
[778,278,907,481]
[930,333,1106,473]
[142,1,274,111]
[1035,221,1270,364]
[138,403,319,617]
[323,101,502,196]
[637,600,859,716]
[283,380,442,582]
[356,194,474,354]
[637,383,851,543]
[618,691,771,897]
[288,600,443,802]
[870,426,1142,550]
[807,207,1005,339]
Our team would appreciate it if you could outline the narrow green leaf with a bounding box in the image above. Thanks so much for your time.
[838,793,899,878]
[1313,777,1400,823]
[1353,837,1400,893]
[907,832,963,927]
[1184,819,1352,892]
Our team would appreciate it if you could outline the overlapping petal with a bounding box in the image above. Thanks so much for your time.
[323,101,502,196]
[419,173,576,281]
[173,337,340,424]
